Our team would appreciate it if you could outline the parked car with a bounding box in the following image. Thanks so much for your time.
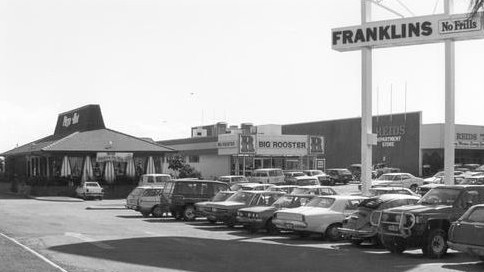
[237,194,316,233]
[138,179,229,221]
[137,187,166,217]
[302,169,332,184]
[461,174,484,185]
[418,176,465,196]
[423,171,465,184]
[290,185,337,196]
[250,168,285,184]
[283,171,307,184]
[338,194,420,245]
[138,173,172,186]
[325,168,353,185]
[272,195,366,240]
[75,181,104,200]
[126,185,163,211]
[289,176,320,186]
[267,185,298,194]
[448,204,484,261]
[230,182,274,191]
[371,173,424,192]
[355,186,420,197]
[348,164,362,181]
[195,191,236,223]
[374,185,484,258]
[203,190,285,227]
[217,175,249,186]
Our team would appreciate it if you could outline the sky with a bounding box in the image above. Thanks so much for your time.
[1,0,483,153]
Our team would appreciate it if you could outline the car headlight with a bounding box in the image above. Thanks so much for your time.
[415,215,425,224]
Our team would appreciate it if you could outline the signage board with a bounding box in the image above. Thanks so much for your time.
[239,134,256,154]
[257,135,309,156]
[332,12,484,52]
[96,152,133,163]
[54,105,106,136]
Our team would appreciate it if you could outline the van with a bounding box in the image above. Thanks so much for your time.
[138,174,172,186]
[126,185,164,211]
[250,168,285,184]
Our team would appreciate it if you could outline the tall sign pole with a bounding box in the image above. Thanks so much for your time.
[444,0,455,185]
[361,0,373,196]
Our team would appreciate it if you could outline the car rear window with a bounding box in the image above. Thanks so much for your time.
[306,197,335,208]
[86,182,99,187]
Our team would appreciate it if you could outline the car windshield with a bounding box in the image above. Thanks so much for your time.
[212,192,233,202]
[418,188,462,205]
[129,188,144,197]
[86,182,99,187]
[378,174,398,181]
[296,178,319,186]
[273,195,312,208]
[358,197,384,209]
[340,169,352,175]
[253,172,268,177]
[460,177,484,185]
[218,177,231,182]
[306,197,335,208]
[226,191,255,204]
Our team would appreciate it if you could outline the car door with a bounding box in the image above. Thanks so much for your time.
[450,206,484,246]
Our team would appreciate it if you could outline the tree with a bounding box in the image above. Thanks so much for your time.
[167,154,185,178]
[178,164,202,179]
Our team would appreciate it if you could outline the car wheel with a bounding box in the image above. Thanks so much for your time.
[410,184,418,192]
[297,231,310,238]
[265,218,279,235]
[82,193,87,200]
[351,239,364,246]
[207,218,217,224]
[423,229,448,258]
[325,223,343,241]
[141,211,150,218]
[247,226,258,234]
[152,205,164,218]
[382,235,406,254]
[183,205,196,221]
[171,210,183,220]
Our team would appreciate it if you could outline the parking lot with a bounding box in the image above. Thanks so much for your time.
[1,185,483,272]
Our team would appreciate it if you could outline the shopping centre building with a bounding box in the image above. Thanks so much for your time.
[158,111,484,179]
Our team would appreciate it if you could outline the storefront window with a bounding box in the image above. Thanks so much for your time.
[69,156,83,178]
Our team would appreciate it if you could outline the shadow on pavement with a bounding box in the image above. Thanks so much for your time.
[442,262,484,271]
[49,236,482,272]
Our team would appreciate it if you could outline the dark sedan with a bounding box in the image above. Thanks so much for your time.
[448,204,484,261]
[237,194,316,233]
[203,190,285,227]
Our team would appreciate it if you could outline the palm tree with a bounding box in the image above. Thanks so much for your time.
[470,0,484,16]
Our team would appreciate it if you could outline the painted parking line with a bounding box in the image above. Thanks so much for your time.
[0,232,68,272]
[64,232,115,250]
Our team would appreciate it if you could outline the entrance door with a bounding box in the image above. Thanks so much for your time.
[254,158,263,170]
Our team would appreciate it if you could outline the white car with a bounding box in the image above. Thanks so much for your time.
[371,173,424,191]
[217,175,249,185]
[75,181,104,200]
[424,171,465,184]
[272,195,366,240]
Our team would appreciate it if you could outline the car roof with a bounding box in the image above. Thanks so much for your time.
[219,175,246,178]
[373,194,420,201]
[239,183,270,187]
[172,179,228,185]
[314,195,366,200]
[294,176,318,180]
[295,185,333,189]
[141,174,171,177]
[272,185,298,188]
[254,168,282,171]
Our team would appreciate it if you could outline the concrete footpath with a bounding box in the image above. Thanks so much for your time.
[0,233,67,272]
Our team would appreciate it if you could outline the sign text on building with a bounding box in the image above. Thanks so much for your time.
[332,12,484,52]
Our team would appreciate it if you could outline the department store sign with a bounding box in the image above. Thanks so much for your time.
[96,152,133,162]
[455,132,484,149]
[332,12,484,52]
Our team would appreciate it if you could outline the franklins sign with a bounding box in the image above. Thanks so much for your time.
[332,12,484,51]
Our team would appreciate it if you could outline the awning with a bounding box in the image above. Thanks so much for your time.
[60,156,71,177]
[126,158,135,178]
[81,156,94,182]
[146,156,156,174]
[104,161,115,184]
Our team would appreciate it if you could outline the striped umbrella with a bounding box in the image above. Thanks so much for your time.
[60,156,71,177]
[81,156,94,182]
[104,161,116,184]
[126,158,136,178]
[146,156,156,174]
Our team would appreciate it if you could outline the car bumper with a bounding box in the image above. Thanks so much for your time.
[237,216,264,227]
[338,227,376,239]
[448,241,484,257]
[272,219,308,231]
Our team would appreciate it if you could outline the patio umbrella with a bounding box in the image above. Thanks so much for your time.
[60,156,71,177]
[126,158,136,178]
[104,161,116,184]
[146,156,156,174]
[81,156,94,182]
